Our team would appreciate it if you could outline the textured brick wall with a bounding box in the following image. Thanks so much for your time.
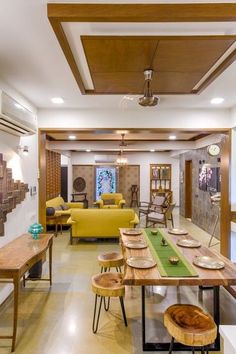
[179,144,221,239]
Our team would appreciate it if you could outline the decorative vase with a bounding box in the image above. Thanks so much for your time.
[28,222,43,240]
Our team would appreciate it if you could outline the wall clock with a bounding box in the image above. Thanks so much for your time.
[207,144,220,156]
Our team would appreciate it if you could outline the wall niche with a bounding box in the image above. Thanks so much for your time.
[0,153,29,236]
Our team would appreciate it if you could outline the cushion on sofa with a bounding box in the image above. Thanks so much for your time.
[61,204,70,210]
[103,199,115,205]
[46,207,55,216]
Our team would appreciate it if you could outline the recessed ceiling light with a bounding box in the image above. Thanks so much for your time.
[169,135,176,140]
[150,149,155,152]
[86,149,91,152]
[68,135,76,140]
[210,97,224,105]
[51,97,64,104]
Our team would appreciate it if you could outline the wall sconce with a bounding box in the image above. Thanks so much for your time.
[17,145,29,156]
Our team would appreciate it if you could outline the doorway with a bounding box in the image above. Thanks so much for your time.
[185,160,192,219]
[61,166,68,202]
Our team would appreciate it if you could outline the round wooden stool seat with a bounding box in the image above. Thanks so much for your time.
[92,272,125,297]
[164,304,217,347]
[98,251,124,269]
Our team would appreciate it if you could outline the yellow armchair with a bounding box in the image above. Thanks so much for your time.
[46,196,84,225]
[94,193,126,209]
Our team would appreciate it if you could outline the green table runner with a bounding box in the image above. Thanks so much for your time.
[144,229,198,277]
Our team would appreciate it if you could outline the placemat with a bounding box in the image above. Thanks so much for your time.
[144,229,198,277]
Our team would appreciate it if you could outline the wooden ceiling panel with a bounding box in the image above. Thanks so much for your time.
[153,38,235,73]
[82,36,158,73]
[48,4,236,95]
[91,70,204,94]
[91,72,144,94]
[151,72,205,93]
[82,36,236,94]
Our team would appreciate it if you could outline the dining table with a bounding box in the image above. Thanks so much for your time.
[120,227,236,352]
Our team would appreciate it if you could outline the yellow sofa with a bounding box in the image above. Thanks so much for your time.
[67,208,139,244]
[94,193,126,209]
[46,196,84,225]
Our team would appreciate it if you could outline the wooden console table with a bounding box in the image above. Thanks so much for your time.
[0,233,53,352]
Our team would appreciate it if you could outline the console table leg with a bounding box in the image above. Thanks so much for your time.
[12,275,20,352]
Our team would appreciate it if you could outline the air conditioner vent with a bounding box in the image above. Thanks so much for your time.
[0,91,37,136]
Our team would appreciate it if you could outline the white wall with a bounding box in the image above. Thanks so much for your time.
[71,151,180,205]
[38,108,231,129]
[61,154,73,201]
[0,79,38,304]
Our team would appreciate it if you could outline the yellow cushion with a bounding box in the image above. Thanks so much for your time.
[101,193,123,204]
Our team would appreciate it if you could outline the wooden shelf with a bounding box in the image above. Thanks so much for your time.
[150,164,172,202]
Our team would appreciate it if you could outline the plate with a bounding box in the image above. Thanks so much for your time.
[168,228,188,235]
[193,256,225,270]
[126,257,156,269]
[123,228,143,236]
[177,238,201,248]
[124,241,148,249]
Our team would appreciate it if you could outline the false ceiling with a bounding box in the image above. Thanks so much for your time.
[48,3,236,96]
[46,129,208,142]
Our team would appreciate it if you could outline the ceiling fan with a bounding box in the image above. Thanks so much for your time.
[139,69,160,107]
[119,133,128,147]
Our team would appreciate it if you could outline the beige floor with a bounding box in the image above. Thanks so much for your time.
[0,210,234,354]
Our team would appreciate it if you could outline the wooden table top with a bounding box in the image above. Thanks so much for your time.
[0,233,53,272]
[120,228,236,286]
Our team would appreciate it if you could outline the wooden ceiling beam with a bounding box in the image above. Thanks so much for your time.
[48,3,236,23]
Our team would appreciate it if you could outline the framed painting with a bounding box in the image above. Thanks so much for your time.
[95,166,117,200]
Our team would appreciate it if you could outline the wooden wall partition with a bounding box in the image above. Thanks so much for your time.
[46,150,61,200]
[39,131,61,229]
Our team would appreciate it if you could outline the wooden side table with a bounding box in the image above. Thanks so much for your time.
[46,215,62,236]
[71,193,88,208]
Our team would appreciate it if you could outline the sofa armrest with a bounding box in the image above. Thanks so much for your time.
[118,199,126,208]
[94,200,104,208]
[66,202,84,209]
[130,213,139,227]
[67,217,76,225]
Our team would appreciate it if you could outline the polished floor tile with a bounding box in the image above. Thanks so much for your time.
[0,210,233,354]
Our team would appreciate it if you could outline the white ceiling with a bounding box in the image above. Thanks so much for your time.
[0,0,236,110]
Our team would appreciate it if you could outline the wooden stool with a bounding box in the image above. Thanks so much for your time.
[98,251,124,273]
[91,272,127,333]
[164,304,217,353]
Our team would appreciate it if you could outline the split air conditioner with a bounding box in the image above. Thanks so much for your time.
[0,91,37,136]
[94,155,117,163]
